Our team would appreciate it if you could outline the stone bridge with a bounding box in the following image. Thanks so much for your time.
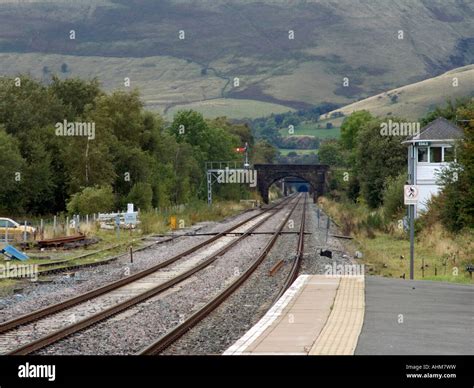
[254,164,329,203]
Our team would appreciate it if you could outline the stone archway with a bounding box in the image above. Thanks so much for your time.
[254,164,329,203]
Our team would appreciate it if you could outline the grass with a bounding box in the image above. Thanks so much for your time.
[278,122,340,138]
[0,200,254,293]
[279,148,318,155]
[321,65,474,120]
[277,120,340,155]
[1,2,474,120]
[165,98,294,120]
[320,197,473,284]
[357,234,472,284]
[0,278,21,297]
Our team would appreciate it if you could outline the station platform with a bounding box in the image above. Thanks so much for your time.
[224,274,365,355]
[224,274,473,355]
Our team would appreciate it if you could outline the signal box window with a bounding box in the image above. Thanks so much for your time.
[418,147,428,162]
[430,147,442,163]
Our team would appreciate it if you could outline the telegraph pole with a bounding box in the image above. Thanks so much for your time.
[408,144,415,280]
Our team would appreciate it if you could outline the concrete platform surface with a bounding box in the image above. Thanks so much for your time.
[224,274,364,355]
[225,275,473,355]
[355,276,474,355]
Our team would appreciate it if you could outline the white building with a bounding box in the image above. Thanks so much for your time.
[402,117,463,216]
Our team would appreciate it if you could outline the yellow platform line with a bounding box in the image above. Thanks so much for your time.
[309,276,365,355]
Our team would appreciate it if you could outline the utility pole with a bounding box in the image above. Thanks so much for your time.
[408,144,415,280]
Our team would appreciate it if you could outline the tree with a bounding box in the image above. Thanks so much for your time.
[318,140,346,167]
[252,141,276,164]
[61,134,116,195]
[208,117,254,146]
[170,110,211,164]
[22,136,56,214]
[127,182,153,211]
[0,76,65,138]
[382,172,406,220]
[91,91,143,145]
[0,128,25,214]
[113,145,153,200]
[354,118,406,208]
[430,102,474,231]
[340,110,373,150]
[50,76,101,117]
[420,98,471,126]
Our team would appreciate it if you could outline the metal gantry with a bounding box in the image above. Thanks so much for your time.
[205,161,250,205]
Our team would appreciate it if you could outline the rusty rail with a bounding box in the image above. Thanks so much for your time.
[5,196,295,355]
[139,194,302,355]
[269,259,285,276]
[273,193,307,302]
[0,196,292,337]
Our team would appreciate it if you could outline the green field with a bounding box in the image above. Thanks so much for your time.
[279,148,318,156]
[278,121,341,139]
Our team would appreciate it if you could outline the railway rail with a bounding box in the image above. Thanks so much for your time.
[3,235,179,279]
[273,193,306,301]
[0,195,296,355]
[139,193,308,355]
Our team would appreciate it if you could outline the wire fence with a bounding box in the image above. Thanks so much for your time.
[1,205,187,243]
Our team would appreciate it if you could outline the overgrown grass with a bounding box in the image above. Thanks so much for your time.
[320,197,473,284]
[279,122,341,139]
[2,200,254,271]
[140,200,253,235]
[0,278,20,297]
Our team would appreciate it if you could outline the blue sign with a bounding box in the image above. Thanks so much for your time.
[1,245,29,261]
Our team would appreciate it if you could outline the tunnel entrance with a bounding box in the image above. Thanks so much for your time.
[254,164,329,203]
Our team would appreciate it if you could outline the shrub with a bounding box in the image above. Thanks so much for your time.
[139,212,167,235]
[127,182,153,211]
[67,186,115,215]
[383,172,406,220]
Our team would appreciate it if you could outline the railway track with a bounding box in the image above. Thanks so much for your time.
[0,195,296,355]
[3,235,180,280]
[274,192,306,301]
[139,193,308,355]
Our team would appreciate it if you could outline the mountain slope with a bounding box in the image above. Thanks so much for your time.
[321,65,474,120]
[0,0,473,117]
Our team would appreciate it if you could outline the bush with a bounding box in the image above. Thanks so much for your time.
[67,186,115,215]
[383,172,406,220]
[127,182,153,211]
[347,176,360,203]
[364,211,384,231]
[139,211,167,235]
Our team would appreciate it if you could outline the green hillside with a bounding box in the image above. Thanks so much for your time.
[0,0,473,119]
[322,65,474,120]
